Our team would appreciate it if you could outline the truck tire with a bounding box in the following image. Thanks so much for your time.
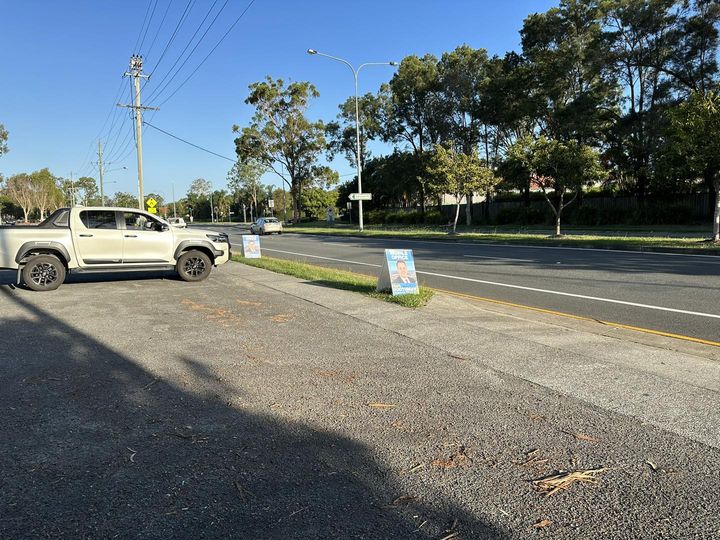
[22,254,66,292]
[176,250,212,282]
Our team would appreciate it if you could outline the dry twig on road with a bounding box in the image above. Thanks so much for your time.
[532,467,608,496]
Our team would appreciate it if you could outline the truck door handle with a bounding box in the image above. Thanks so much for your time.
[124,234,137,238]
[79,234,93,237]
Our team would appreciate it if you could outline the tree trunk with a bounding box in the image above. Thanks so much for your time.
[23,207,29,222]
[713,178,720,242]
[453,200,461,234]
[556,191,564,236]
[523,184,530,207]
[466,193,473,226]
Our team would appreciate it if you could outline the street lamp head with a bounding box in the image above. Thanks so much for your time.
[389,61,399,66]
[307,48,317,55]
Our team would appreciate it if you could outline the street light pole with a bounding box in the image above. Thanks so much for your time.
[307,49,397,232]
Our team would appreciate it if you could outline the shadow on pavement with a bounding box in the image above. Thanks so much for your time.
[0,288,505,538]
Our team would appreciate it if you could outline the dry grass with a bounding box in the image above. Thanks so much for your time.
[532,467,608,496]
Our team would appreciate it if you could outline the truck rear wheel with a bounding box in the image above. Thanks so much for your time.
[177,250,212,282]
[22,254,66,292]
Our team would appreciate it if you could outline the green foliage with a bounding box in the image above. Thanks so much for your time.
[301,188,338,220]
[667,90,720,238]
[0,123,8,156]
[111,191,140,208]
[234,77,327,221]
[325,93,384,168]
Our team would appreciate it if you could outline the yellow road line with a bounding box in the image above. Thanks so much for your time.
[434,287,720,348]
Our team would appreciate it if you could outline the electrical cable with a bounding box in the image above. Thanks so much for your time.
[149,0,196,75]
[143,0,173,63]
[144,0,226,103]
[133,0,155,53]
[154,0,256,107]
[143,121,235,162]
[137,0,159,53]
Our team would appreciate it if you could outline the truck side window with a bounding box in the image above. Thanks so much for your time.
[123,212,158,231]
[80,211,117,229]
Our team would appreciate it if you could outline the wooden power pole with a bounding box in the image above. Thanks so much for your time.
[118,55,158,210]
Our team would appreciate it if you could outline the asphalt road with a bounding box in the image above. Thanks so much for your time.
[219,226,720,342]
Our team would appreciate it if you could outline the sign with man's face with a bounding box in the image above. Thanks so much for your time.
[242,234,261,258]
[378,249,418,295]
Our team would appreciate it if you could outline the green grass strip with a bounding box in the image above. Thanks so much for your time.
[232,255,433,308]
[284,223,718,252]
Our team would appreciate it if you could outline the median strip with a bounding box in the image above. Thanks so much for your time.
[232,255,433,308]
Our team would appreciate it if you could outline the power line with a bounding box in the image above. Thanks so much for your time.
[137,0,160,53]
[144,0,227,104]
[143,0,174,63]
[132,0,155,53]
[143,120,236,162]
[149,0,196,75]
[155,0,257,107]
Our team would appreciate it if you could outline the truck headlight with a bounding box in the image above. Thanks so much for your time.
[206,234,227,243]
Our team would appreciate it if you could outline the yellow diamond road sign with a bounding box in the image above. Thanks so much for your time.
[146,197,158,208]
[148,207,158,214]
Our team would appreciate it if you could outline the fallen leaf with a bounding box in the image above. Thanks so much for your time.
[563,431,601,442]
[368,402,396,409]
[389,494,418,506]
[533,519,553,529]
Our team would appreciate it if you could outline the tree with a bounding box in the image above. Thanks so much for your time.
[519,136,607,236]
[668,91,720,241]
[301,188,339,220]
[427,144,498,233]
[234,77,327,221]
[601,0,677,202]
[381,54,449,212]
[31,168,62,219]
[186,178,212,220]
[61,176,98,206]
[227,158,267,222]
[325,93,384,169]
[111,191,139,208]
[521,0,616,145]
[0,123,8,156]
[4,173,35,221]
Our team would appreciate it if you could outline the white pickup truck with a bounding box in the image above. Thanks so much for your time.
[0,206,231,291]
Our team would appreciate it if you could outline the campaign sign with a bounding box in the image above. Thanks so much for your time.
[242,234,262,258]
[377,249,419,296]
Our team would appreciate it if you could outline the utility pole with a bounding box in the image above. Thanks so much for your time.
[97,141,104,205]
[69,172,75,206]
[118,55,159,210]
[172,183,177,218]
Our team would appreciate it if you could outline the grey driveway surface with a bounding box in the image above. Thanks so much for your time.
[1,263,719,539]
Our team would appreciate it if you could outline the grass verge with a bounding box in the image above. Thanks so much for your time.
[232,255,433,308]
[285,223,719,252]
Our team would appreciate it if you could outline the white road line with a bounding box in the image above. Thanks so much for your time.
[463,255,533,263]
[260,247,720,320]
[263,248,382,268]
[287,234,720,260]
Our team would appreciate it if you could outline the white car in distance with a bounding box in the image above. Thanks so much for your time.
[168,217,187,228]
[250,217,283,235]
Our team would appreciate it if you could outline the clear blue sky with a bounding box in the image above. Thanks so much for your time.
[0,0,556,201]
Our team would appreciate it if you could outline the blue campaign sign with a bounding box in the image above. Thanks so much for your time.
[384,249,419,296]
[242,235,261,258]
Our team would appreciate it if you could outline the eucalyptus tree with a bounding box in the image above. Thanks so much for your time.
[325,93,384,170]
[234,77,328,221]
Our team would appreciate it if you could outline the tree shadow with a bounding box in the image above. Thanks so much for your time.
[0,289,506,538]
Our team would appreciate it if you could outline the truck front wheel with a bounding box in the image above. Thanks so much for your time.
[177,250,212,282]
[22,254,66,292]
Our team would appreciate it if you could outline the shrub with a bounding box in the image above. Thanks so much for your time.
[494,206,546,225]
